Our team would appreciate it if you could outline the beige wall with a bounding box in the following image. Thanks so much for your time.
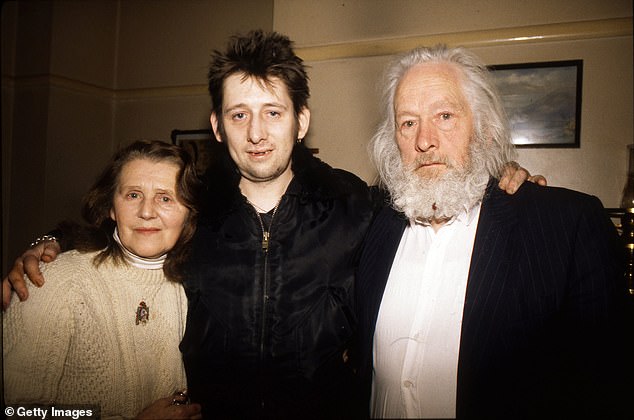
[275,0,633,208]
[2,0,274,271]
[2,0,632,272]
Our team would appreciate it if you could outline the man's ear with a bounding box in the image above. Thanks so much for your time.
[210,113,223,143]
[109,208,116,221]
[297,107,311,140]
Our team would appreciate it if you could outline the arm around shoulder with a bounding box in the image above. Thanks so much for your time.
[2,222,88,309]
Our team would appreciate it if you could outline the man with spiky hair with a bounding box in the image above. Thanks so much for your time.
[179,30,376,418]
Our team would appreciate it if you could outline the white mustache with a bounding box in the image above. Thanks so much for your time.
[410,154,453,170]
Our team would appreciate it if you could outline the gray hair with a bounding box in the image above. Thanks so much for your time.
[370,45,516,189]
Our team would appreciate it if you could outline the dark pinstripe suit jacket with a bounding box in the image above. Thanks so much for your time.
[356,179,629,419]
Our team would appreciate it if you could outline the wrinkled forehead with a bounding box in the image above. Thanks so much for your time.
[395,62,468,108]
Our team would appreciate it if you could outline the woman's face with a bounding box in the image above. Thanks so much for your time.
[109,158,189,258]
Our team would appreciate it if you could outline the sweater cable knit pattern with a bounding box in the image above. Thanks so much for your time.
[3,250,187,419]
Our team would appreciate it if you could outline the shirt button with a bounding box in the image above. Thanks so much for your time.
[403,380,414,388]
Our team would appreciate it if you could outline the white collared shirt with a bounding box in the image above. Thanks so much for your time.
[371,204,481,419]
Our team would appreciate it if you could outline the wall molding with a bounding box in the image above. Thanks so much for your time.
[3,17,631,99]
[2,74,208,101]
[295,17,633,62]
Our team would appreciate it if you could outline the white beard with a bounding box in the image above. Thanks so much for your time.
[389,143,491,222]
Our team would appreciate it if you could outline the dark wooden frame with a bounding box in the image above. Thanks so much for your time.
[171,129,216,173]
[488,60,583,148]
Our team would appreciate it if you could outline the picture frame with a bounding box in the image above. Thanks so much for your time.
[488,60,583,148]
[171,128,218,173]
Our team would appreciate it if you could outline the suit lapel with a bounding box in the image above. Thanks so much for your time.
[463,179,518,323]
[456,179,519,415]
[358,206,407,327]
[356,206,407,382]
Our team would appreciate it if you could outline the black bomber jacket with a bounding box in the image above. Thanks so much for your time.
[180,143,377,419]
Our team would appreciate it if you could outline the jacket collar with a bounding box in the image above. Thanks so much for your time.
[479,177,519,227]
[199,143,353,220]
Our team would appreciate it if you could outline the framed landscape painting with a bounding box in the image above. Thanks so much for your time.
[489,60,583,148]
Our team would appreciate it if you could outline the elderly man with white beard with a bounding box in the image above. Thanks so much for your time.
[355,45,629,419]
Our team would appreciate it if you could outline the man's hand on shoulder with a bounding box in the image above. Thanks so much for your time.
[2,239,61,310]
[498,161,547,194]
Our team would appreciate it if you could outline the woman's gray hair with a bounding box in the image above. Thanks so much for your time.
[370,45,516,188]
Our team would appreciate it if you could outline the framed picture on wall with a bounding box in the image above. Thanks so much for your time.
[488,60,583,148]
[171,129,218,174]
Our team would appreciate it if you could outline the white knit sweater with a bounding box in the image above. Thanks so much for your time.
[3,250,188,419]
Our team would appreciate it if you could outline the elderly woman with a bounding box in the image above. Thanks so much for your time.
[3,141,201,419]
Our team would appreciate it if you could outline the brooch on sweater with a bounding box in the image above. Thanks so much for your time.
[135,301,149,325]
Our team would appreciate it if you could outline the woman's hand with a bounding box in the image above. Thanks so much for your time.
[136,395,202,419]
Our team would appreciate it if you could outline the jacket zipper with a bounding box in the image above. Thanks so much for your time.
[253,202,280,404]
